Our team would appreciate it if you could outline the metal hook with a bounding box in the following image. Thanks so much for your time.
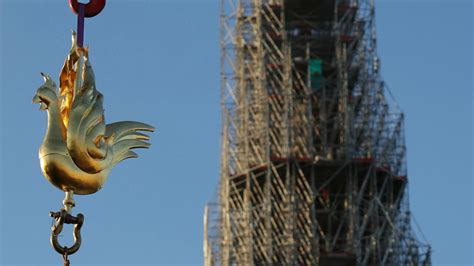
[68,0,106,48]
[49,209,85,256]
[69,0,106,18]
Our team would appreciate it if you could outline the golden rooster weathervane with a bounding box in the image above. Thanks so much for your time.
[33,1,154,264]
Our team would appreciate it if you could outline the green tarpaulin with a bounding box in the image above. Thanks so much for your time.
[310,58,323,89]
[309,58,322,76]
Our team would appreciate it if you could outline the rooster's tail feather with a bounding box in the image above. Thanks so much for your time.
[106,121,155,166]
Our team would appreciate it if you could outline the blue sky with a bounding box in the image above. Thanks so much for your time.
[0,0,472,265]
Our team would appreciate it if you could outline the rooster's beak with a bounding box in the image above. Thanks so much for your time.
[32,94,40,104]
[32,95,48,110]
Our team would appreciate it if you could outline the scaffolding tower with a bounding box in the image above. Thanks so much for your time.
[205,0,431,265]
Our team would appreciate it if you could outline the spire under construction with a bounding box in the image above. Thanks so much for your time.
[204,0,431,265]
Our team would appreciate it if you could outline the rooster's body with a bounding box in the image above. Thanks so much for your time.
[33,33,154,195]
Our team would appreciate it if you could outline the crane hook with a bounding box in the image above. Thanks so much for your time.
[69,0,106,18]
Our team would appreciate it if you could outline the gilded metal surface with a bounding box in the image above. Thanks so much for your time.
[34,32,154,195]
[62,190,75,213]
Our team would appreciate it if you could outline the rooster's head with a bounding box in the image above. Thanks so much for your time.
[33,72,57,110]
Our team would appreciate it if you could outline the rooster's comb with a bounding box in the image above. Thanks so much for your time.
[40,72,56,90]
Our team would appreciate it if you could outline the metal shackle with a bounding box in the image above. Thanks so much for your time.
[50,209,85,256]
